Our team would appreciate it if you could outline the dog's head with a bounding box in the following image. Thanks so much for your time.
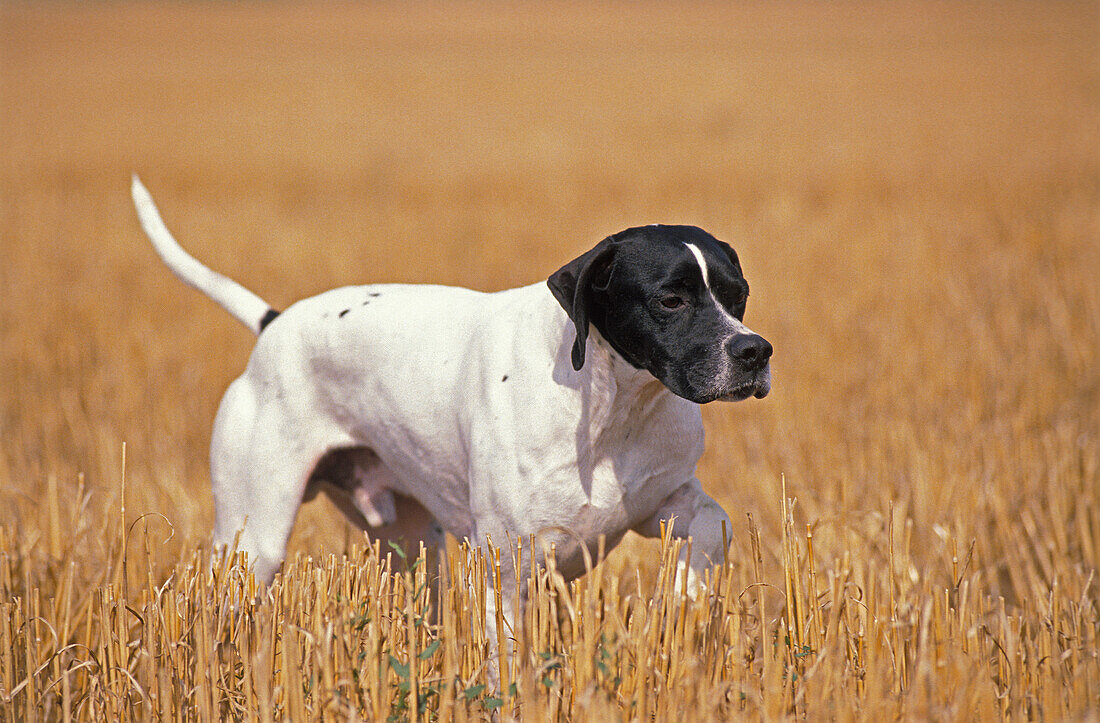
[548,225,771,404]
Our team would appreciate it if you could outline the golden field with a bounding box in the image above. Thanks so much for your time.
[1,1,1097,719]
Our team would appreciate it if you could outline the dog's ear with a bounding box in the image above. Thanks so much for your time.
[716,239,743,275]
[547,236,619,371]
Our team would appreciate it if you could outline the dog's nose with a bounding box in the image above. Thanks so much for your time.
[728,334,773,370]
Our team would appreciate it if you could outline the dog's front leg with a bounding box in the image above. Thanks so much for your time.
[632,478,732,598]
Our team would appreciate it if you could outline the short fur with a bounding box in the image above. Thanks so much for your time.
[132,177,772,649]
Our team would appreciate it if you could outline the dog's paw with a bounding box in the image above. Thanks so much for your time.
[673,562,706,601]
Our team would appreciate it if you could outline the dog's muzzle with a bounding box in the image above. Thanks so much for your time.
[719,334,772,401]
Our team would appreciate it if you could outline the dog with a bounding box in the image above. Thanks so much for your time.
[131,175,771,632]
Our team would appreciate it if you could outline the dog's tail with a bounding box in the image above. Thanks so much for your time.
[131,175,280,334]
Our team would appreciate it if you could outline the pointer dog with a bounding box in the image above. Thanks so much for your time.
[132,176,771,627]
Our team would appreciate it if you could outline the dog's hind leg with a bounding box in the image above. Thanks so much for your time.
[209,377,318,585]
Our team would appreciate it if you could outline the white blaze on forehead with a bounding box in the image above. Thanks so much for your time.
[684,241,751,333]
[684,242,710,287]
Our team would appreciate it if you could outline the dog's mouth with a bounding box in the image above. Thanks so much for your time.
[678,362,771,404]
[717,368,771,402]
[718,383,760,402]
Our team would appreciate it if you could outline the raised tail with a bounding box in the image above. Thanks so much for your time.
[131,175,279,334]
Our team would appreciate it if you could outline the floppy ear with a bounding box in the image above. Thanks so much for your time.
[716,239,743,274]
[547,236,618,370]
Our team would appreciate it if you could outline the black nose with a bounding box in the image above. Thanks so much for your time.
[728,334,773,370]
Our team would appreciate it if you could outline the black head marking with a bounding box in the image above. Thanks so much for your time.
[548,224,771,404]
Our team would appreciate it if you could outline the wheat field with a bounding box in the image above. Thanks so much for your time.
[1,1,1098,720]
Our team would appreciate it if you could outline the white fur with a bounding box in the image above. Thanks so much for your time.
[209,283,718,585]
[133,177,735,643]
[133,176,269,332]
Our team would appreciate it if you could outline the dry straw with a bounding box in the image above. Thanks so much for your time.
[2,1,1098,720]
[1,465,1096,720]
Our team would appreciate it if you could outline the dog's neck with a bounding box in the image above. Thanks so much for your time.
[542,284,675,440]
[584,326,671,434]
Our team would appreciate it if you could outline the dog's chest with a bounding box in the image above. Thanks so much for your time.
[537,449,692,580]
[593,396,702,506]
[515,383,704,539]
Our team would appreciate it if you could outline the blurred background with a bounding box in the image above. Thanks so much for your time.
[1,2,1097,604]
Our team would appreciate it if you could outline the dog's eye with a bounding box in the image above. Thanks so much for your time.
[734,293,748,306]
[660,296,685,309]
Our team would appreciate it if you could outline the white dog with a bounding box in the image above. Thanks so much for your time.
[132,176,772,630]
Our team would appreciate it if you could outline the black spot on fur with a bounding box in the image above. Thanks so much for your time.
[501,375,509,382]
[339,309,350,318]
[369,292,381,297]
[258,308,281,332]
